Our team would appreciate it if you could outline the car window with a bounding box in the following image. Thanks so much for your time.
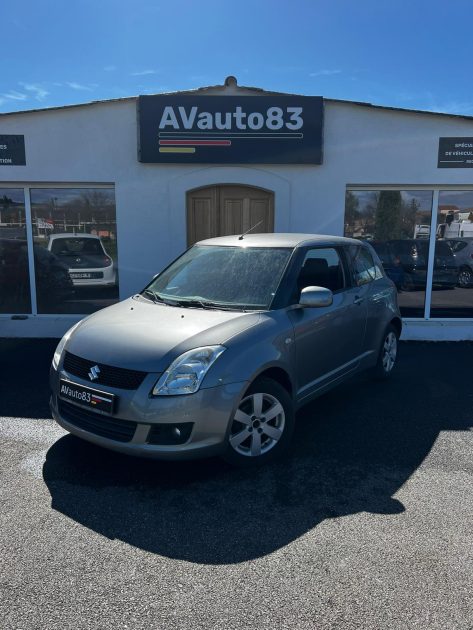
[435,241,454,257]
[348,246,383,286]
[447,240,467,253]
[297,247,345,294]
[50,238,104,256]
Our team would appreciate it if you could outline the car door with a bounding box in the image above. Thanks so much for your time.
[346,243,389,354]
[287,246,368,402]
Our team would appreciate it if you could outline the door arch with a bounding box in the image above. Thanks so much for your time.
[186,184,274,246]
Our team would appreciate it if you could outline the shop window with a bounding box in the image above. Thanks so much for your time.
[344,190,433,317]
[30,188,119,314]
[430,191,473,318]
[0,189,31,314]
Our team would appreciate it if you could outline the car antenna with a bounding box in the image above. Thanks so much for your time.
[238,220,264,240]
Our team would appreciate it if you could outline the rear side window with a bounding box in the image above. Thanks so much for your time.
[448,240,468,253]
[348,246,383,286]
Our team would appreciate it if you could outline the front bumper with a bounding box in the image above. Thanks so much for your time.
[50,365,247,460]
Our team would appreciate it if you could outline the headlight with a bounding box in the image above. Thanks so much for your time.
[52,321,82,370]
[152,345,226,396]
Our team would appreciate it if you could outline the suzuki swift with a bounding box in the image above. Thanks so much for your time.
[50,233,401,466]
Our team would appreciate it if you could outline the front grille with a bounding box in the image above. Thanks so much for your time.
[58,399,137,442]
[63,351,147,390]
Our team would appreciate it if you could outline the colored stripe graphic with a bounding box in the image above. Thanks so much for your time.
[159,132,303,139]
[92,394,110,402]
[159,139,231,146]
[159,147,196,153]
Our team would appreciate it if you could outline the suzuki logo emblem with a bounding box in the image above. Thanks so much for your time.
[88,365,101,381]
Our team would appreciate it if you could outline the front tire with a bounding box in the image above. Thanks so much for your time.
[222,377,294,467]
[372,324,399,380]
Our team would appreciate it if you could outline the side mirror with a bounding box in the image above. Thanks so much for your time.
[299,286,333,308]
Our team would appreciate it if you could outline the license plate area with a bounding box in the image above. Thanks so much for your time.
[59,379,115,414]
[70,272,103,279]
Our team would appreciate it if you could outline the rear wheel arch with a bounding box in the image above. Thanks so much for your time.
[390,316,402,338]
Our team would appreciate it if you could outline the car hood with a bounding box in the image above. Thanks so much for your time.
[66,296,261,372]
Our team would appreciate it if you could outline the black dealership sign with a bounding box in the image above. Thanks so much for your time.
[438,137,473,168]
[0,135,26,165]
[138,95,324,164]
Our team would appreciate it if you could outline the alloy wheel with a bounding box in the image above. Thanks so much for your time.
[382,331,397,373]
[229,392,286,457]
[458,268,472,288]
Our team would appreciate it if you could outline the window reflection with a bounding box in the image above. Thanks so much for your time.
[431,191,473,318]
[30,188,119,314]
[344,190,433,317]
[0,189,31,314]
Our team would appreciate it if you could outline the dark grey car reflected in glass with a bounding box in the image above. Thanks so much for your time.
[0,189,31,314]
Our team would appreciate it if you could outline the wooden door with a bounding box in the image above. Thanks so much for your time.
[186,185,274,246]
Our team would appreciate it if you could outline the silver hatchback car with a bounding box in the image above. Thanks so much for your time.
[50,234,401,466]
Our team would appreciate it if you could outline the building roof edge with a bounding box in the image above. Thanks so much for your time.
[1,80,473,122]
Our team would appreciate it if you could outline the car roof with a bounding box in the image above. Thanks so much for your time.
[48,233,100,240]
[196,233,362,248]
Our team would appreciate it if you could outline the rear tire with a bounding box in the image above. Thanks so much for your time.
[458,267,473,288]
[222,377,294,467]
[372,324,399,380]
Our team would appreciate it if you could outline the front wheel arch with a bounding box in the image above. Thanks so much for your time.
[222,376,295,467]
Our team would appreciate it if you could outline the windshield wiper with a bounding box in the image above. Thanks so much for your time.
[173,298,247,311]
[142,290,177,306]
[144,291,246,311]
[172,298,218,309]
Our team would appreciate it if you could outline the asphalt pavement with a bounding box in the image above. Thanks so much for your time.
[0,339,472,629]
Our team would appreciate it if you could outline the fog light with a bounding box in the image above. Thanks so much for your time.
[147,422,194,445]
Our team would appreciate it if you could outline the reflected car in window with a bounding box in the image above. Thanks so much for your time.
[0,238,74,313]
[371,239,458,290]
[0,238,31,313]
[34,245,75,311]
[47,234,116,288]
[445,238,473,288]
[50,234,401,467]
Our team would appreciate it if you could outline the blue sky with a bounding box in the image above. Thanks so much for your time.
[2,0,473,115]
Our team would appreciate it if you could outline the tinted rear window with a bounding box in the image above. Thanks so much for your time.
[51,238,104,256]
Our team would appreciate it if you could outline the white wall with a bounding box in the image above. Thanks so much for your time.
[1,95,473,338]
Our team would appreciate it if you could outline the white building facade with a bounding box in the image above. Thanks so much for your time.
[1,78,472,339]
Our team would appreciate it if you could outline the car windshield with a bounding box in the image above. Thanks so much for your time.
[145,245,292,310]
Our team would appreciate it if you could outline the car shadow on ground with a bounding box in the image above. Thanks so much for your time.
[38,342,473,564]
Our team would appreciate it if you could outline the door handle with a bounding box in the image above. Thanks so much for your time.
[354,296,364,305]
